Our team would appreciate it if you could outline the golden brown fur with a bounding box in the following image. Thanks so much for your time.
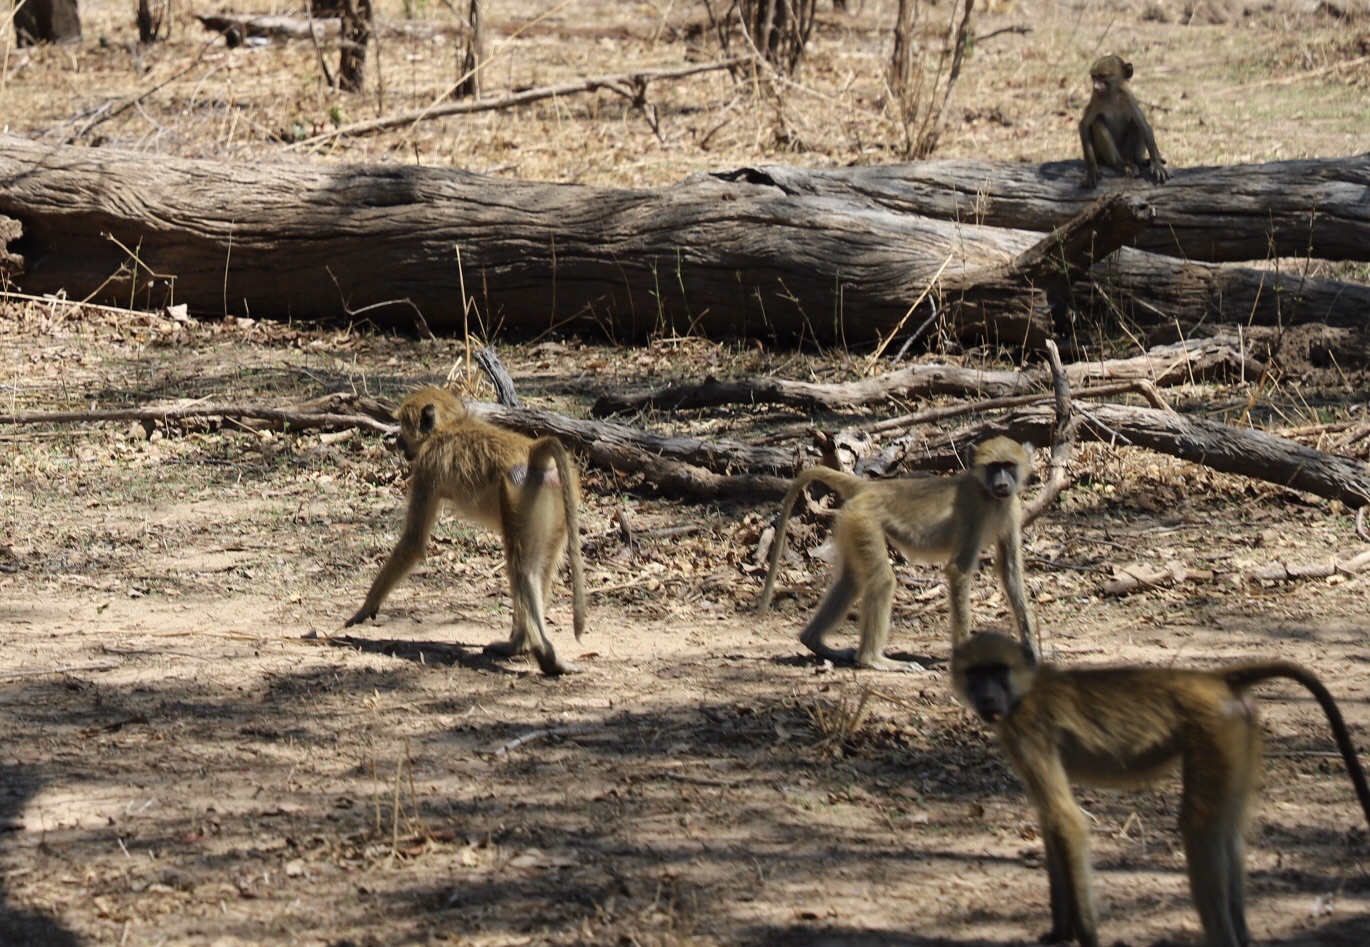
[757,437,1036,670]
[1079,55,1170,189]
[952,631,1370,947]
[345,386,586,676]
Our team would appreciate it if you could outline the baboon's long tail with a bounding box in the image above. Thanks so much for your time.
[1227,661,1370,828]
[530,437,586,641]
[756,466,867,614]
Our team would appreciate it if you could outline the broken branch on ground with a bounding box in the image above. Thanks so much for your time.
[592,337,1257,416]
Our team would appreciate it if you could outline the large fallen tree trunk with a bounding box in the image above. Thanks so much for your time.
[194,13,343,45]
[731,153,1370,263]
[1,135,1366,346]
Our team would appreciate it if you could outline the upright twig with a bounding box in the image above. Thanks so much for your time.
[455,0,486,98]
[1023,339,1079,524]
[474,347,522,408]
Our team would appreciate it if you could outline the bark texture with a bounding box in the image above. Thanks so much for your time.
[733,153,1370,263]
[903,403,1370,509]
[13,0,81,44]
[0,136,1365,345]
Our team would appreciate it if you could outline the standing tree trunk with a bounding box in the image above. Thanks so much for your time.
[739,0,815,74]
[889,0,974,157]
[13,0,81,45]
[889,0,920,108]
[456,0,485,99]
[136,0,167,43]
[338,0,372,93]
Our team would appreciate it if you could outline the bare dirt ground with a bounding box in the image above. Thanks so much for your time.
[2,0,1370,943]
[3,304,1369,947]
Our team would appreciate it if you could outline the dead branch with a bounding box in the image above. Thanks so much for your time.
[468,402,791,501]
[490,725,593,757]
[293,59,746,146]
[594,364,1026,416]
[0,389,794,501]
[942,193,1155,345]
[1248,549,1370,583]
[196,13,342,43]
[0,401,394,434]
[864,379,1167,437]
[0,661,121,679]
[467,402,793,477]
[474,347,521,408]
[592,338,1254,417]
[893,402,1370,510]
[11,384,1360,515]
[1101,563,1215,596]
[1023,339,1079,525]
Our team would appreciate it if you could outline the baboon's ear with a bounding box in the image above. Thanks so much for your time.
[1123,60,1134,80]
[420,403,438,434]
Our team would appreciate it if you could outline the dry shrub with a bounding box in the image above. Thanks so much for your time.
[339,0,374,92]
[703,0,818,75]
[889,0,977,157]
[807,686,876,747]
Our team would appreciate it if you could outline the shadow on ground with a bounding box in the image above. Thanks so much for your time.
[1,637,1366,944]
[0,763,81,947]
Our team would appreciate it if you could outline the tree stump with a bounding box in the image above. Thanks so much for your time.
[13,0,81,45]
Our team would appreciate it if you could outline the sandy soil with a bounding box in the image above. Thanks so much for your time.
[2,302,1369,947]
[2,0,1369,941]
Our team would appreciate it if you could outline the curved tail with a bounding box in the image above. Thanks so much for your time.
[756,466,867,614]
[530,437,587,641]
[1226,661,1370,829]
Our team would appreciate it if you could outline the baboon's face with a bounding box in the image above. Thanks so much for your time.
[973,437,1031,500]
[983,461,1021,499]
[960,664,1014,722]
[391,388,466,461]
[1090,55,1130,94]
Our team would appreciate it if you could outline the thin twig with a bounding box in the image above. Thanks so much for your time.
[0,661,121,680]
[292,59,745,146]
[866,379,1161,436]
[866,252,954,370]
[0,403,394,434]
[305,7,335,89]
[0,288,156,318]
[1023,339,1079,525]
[490,725,592,757]
[66,39,218,143]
